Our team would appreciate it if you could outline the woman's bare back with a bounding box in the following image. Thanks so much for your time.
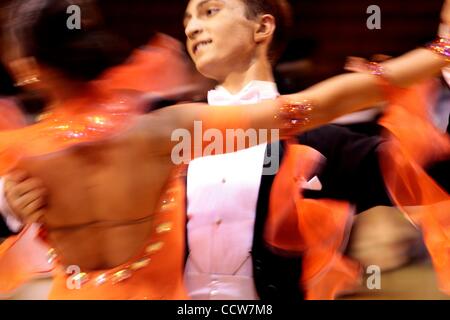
[19,117,176,270]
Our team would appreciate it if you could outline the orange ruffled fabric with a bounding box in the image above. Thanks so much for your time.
[0,88,142,175]
[0,89,143,299]
[264,144,362,300]
[0,34,194,299]
[0,99,26,176]
[0,100,53,299]
[0,94,188,299]
[0,34,191,174]
[378,80,450,294]
[98,33,193,94]
[0,225,54,298]
[0,34,200,300]
[0,99,26,130]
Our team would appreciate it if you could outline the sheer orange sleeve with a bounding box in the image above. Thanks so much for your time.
[378,80,450,294]
[264,144,362,300]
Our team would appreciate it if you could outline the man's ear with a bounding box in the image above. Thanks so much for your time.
[254,14,276,44]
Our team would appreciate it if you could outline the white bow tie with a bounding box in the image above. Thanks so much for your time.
[208,87,261,106]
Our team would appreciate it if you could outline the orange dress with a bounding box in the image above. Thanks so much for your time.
[0,98,26,130]
[0,168,188,300]
[0,89,189,300]
[0,34,196,300]
[47,166,189,300]
[0,224,53,299]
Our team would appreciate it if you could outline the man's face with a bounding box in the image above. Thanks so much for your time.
[184,0,258,81]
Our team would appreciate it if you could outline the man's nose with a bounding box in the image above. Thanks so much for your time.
[185,18,203,40]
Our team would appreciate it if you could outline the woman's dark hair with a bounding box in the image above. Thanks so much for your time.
[5,0,133,81]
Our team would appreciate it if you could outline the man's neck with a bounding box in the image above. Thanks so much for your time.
[219,59,275,94]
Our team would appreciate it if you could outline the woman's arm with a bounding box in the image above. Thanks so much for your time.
[153,99,284,150]
[162,42,450,142]
[150,47,448,158]
[281,48,449,130]
[149,0,450,157]
[151,51,447,158]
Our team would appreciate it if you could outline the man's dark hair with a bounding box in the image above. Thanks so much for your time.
[242,0,293,64]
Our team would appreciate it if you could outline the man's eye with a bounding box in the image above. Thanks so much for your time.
[206,8,220,16]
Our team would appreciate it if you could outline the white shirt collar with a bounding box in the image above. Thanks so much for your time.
[207,80,279,106]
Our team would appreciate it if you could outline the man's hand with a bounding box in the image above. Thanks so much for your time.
[4,170,47,224]
[347,207,426,272]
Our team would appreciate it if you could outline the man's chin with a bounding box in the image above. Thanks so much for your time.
[195,59,222,82]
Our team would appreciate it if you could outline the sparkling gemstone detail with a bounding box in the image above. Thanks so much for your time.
[156,222,173,233]
[131,257,151,271]
[95,273,107,286]
[111,269,132,284]
[146,241,164,254]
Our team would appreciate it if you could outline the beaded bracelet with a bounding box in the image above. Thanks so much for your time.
[426,37,450,61]
[274,98,314,136]
[344,57,394,99]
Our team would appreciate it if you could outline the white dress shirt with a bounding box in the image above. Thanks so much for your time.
[184,81,279,300]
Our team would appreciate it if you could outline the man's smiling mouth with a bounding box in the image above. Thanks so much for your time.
[193,39,213,54]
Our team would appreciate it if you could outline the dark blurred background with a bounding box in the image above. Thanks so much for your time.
[98,0,443,91]
[0,0,444,95]
[0,1,448,272]
[0,0,445,237]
